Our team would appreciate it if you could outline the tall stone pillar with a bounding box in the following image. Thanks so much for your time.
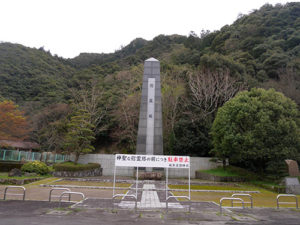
[136,58,163,156]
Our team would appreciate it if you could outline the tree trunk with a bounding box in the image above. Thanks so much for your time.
[75,153,80,164]
[222,159,226,169]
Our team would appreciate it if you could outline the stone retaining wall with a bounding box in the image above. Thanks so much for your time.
[77,154,222,178]
[53,168,102,177]
[0,177,42,185]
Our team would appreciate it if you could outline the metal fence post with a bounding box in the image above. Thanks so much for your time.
[2,150,6,160]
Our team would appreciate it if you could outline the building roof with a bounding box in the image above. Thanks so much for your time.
[0,140,40,150]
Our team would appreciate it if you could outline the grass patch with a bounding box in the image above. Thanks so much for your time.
[247,180,286,193]
[0,172,51,180]
[200,166,259,179]
[54,180,131,188]
[200,168,240,177]
[169,184,250,191]
[169,181,285,194]
[249,180,279,186]
[172,182,300,207]
[175,189,300,208]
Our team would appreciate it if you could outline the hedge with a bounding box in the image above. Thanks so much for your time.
[0,161,24,172]
[53,162,100,172]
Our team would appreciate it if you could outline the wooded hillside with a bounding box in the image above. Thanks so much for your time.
[0,2,299,156]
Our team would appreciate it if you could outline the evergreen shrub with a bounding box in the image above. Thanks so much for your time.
[0,161,24,172]
[21,161,49,175]
[53,162,100,172]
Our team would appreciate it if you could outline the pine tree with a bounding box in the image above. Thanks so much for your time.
[64,109,95,163]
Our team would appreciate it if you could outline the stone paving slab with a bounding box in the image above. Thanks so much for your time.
[124,181,178,202]
[118,181,182,209]
[140,184,162,208]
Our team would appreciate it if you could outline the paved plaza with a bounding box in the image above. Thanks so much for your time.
[1,199,300,225]
[117,182,184,209]
[1,179,300,224]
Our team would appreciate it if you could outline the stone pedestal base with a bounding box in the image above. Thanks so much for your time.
[135,171,164,180]
[53,168,102,177]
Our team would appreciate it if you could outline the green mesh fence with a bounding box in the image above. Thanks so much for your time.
[0,149,69,162]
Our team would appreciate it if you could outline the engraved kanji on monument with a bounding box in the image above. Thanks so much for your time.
[136,58,163,155]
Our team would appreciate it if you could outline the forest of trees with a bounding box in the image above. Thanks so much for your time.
[0,2,299,162]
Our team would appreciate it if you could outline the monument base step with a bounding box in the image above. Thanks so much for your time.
[134,171,164,180]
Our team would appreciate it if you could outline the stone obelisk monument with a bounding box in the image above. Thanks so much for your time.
[136,58,163,156]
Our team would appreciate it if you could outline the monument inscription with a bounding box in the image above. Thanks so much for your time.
[136,58,163,155]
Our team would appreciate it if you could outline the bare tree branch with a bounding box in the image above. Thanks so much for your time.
[162,77,185,136]
[70,79,107,135]
[113,93,140,151]
[188,69,245,118]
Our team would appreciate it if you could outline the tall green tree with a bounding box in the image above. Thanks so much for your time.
[32,103,70,151]
[64,109,95,163]
[211,88,300,175]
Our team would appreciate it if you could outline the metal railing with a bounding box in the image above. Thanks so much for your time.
[277,194,298,209]
[112,194,137,212]
[220,197,244,214]
[58,191,85,207]
[49,188,71,202]
[0,149,69,162]
[166,195,191,213]
[231,194,253,208]
[3,186,26,200]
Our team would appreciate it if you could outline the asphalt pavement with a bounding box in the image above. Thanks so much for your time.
[1,200,300,225]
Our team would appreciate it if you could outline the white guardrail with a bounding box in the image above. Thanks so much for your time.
[49,188,71,202]
[277,194,298,209]
[4,186,26,201]
[220,197,244,214]
[58,191,85,207]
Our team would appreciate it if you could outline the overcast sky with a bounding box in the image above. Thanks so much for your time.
[0,0,296,58]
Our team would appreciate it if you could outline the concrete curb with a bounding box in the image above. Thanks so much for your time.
[39,184,260,193]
